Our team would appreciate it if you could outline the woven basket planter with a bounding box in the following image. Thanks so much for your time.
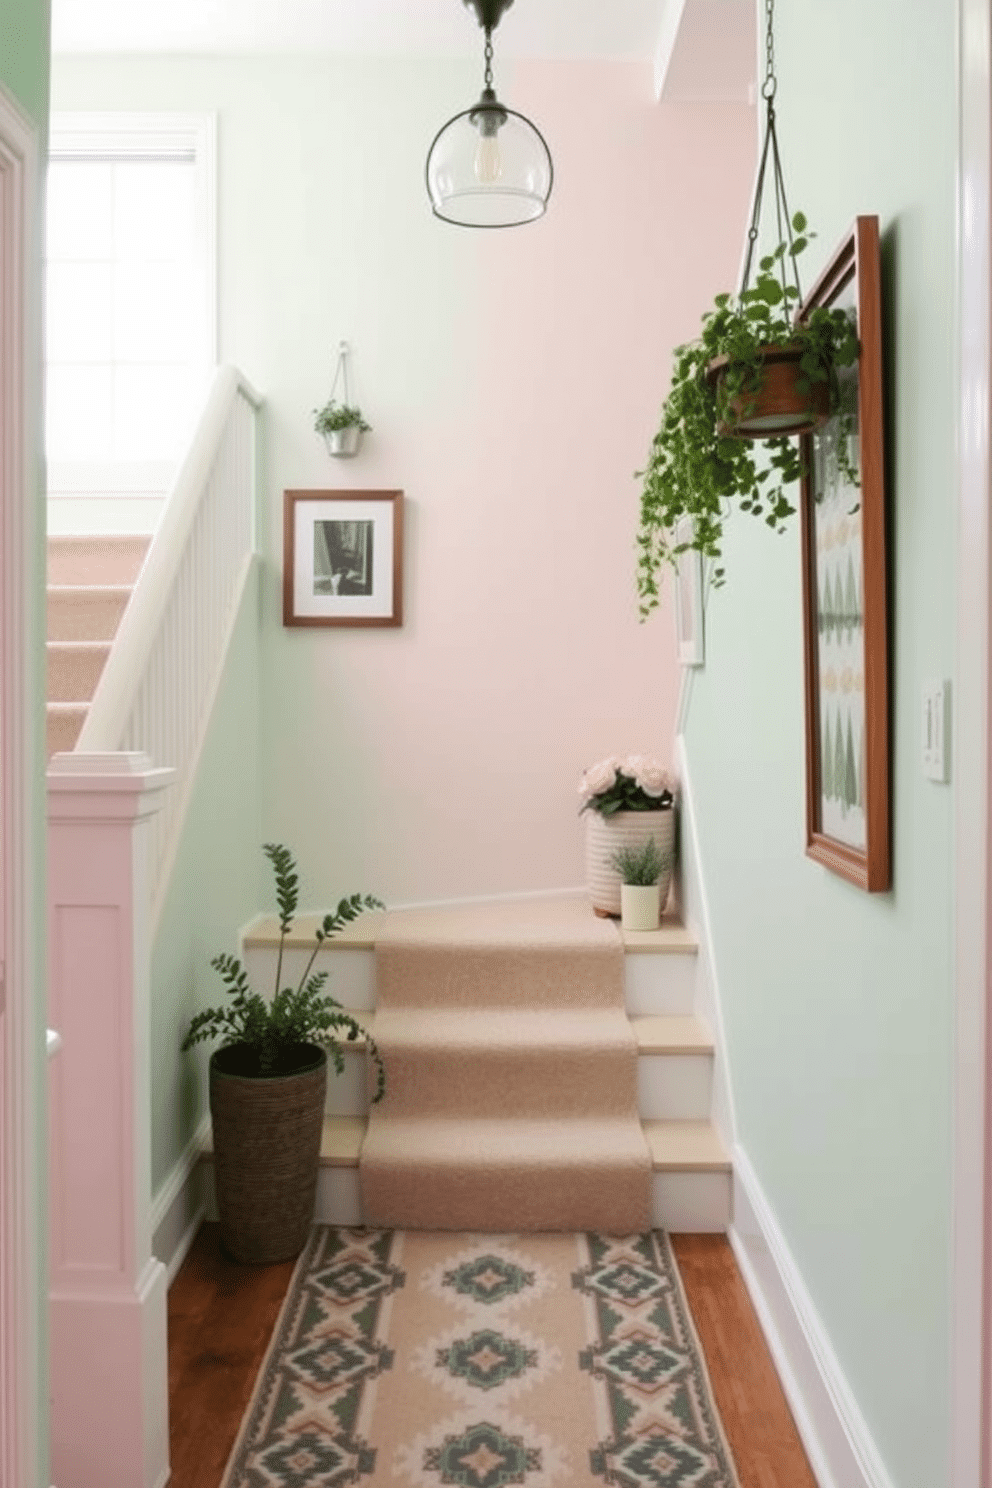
[209,1042,327,1264]
[585,807,676,919]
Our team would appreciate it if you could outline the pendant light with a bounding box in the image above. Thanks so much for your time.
[426,0,553,229]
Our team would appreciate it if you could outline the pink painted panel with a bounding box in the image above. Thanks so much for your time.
[49,903,126,1275]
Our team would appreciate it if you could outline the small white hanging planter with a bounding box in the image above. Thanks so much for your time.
[313,341,371,459]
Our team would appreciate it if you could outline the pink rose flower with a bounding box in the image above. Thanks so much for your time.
[635,758,675,797]
[579,756,619,800]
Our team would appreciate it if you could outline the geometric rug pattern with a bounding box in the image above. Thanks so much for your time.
[220,1228,739,1488]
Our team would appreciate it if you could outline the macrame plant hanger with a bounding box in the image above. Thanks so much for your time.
[738,0,801,307]
[330,340,353,409]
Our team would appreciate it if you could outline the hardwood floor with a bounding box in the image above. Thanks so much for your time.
[670,1234,819,1488]
[168,1224,817,1488]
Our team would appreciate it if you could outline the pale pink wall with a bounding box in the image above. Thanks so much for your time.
[256,61,757,905]
[52,54,756,905]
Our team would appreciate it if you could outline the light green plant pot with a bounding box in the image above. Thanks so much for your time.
[620,883,662,932]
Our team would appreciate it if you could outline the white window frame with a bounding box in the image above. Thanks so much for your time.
[46,111,217,498]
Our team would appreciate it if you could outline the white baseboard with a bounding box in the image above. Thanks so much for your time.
[730,1146,896,1488]
[152,1114,210,1285]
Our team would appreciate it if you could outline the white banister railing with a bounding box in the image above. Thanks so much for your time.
[76,364,262,918]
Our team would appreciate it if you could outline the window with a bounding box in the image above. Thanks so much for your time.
[45,113,216,520]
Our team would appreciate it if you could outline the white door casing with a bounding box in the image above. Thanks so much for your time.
[0,81,44,1488]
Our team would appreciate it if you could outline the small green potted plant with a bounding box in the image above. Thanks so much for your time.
[181,843,384,1263]
[610,838,670,932]
[636,212,860,611]
[313,398,371,458]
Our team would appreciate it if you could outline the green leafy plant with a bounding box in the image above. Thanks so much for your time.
[637,212,860,611]
[610,837,670,887]
[313,399,371,435]
[181,843,385,1096]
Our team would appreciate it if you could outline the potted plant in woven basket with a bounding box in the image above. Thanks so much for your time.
[579,755,676,919]
[636,213,860,610]
[181,843,384,1264]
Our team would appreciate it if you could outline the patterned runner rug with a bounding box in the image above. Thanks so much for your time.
[220,1227,740,1488]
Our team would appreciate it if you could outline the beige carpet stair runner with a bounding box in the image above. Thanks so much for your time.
[46,534,150,757]
[359,897,652,1231]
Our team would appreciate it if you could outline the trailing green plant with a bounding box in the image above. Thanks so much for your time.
[636,213,860,612]
[610,837,670,887]
[181,843,386,1096]
[313,399,371,435]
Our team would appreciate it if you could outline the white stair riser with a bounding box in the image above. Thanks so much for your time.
[243,945,375,1011]
[637,1053,713,1121]
[243,943,697,1019]
[202,1162,733,1232]
[652,1171,731,1232]
[624,953,695,1015]
[325,1052,371,1115]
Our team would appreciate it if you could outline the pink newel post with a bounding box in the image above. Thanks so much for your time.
[47,752,174,1488]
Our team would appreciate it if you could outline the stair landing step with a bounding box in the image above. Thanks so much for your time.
[243,907,697,955]
[330,1012,711,1058]
[196,1115,732,1174]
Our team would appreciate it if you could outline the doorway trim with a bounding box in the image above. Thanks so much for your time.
[0,81,44,1488]
[953,0,992,1483]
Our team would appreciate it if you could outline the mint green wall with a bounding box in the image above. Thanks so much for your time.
[150,562,263,1193]
[0,0,50,122]
[683,4,956,1485]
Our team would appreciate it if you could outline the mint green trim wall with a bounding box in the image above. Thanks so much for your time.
[0,0,50,123]
[150,561,263,1193]
[683,4,956,1485]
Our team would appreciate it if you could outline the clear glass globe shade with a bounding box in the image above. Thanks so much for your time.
[426,104,553,228]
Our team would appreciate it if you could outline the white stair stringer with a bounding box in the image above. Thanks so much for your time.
[196,907,734,1233]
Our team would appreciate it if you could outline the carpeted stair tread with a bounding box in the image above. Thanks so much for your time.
[46,639,112,701]
[47,533,150,586]
[46,701,88,756]
[47,584,132,642]
[360,1115,652,1231]
[374,1007,639,1119]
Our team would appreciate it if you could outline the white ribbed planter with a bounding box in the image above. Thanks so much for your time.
[585,808,675,918]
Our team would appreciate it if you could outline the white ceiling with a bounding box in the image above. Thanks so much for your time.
[50,0,756,102]
[51,0,669,59]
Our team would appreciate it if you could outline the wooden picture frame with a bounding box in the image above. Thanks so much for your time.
[799,216,890,891]
[283,490,403,628]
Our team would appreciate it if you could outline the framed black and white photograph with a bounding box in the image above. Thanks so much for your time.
[283,490,403,627]
[673,515,704,667]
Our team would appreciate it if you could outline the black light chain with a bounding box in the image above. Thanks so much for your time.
[737,0,800,304]
[484,31,494,91]
[762,0,777,99]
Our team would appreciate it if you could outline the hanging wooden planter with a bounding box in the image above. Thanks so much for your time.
[708,343,831,440]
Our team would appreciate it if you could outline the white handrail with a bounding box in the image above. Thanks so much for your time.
[76,363,262,913]
[78,364,261,750]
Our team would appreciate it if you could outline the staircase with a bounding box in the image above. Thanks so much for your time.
[46,535,151,758]
[203,901,732,1232]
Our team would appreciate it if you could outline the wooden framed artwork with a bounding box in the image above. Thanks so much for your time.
[798,216,890,891]
[673,515,705,666]
[283,490,403,627]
